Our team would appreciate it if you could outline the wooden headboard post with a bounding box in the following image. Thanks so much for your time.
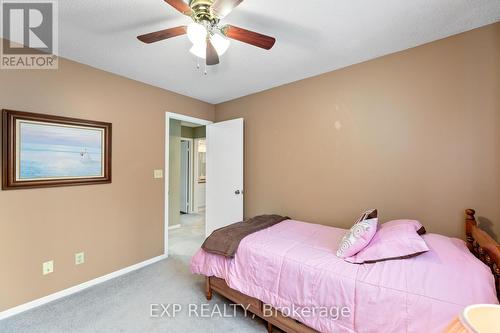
[464,209,500,301]
[465,208,478,250]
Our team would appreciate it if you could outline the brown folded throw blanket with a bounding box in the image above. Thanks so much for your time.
[201,214,290,257]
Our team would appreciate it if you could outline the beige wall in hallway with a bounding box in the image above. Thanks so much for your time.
[181,126,206,139]
[0,49,214,311]
[215,23,500,241]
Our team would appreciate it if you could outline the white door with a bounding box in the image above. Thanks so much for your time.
[206,118,244,236]
[180,140,189,213]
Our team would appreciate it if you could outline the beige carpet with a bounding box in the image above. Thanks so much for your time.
[0,214,270,333]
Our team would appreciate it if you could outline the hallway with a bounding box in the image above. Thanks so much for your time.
[169,213,205,257]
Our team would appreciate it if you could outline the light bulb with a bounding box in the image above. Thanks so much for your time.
[190,41,206,59]
[187,23,207,45]
[189,31,231,60]
[211,33,230,56]
[189,35,230,59]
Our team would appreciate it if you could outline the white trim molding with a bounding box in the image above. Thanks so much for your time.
[0,254,167,321]
[168,224,181,230]
[180,137,195,214]
[167,113,212,126]
[164,112,212,257]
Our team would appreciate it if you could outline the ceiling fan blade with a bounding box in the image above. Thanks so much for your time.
[137,26,187,44]
[164,0,192,16]
[206,38,220,66]
[211,0,244,18]
[222,25,276,50]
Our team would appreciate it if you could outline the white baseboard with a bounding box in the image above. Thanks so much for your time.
[0,254,167,321]
[168,224,181,230]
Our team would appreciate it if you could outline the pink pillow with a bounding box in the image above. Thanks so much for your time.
[345,219,429,264]
[336,209,378,258]
[382,219,426,235]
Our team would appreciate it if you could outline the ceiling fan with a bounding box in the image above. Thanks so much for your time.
[137,0,276,66]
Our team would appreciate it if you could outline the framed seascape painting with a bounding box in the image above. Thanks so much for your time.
[2,110,112,190]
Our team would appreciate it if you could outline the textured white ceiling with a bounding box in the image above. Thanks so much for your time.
[55,1,500,103]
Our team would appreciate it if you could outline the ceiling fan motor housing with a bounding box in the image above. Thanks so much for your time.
[189,0,218,24]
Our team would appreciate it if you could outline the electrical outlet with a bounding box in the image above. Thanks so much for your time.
[42,260,54,275]
[153,169,163,179]
[75,252,85,265]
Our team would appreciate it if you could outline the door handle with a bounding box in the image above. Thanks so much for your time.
[235,190,242,195]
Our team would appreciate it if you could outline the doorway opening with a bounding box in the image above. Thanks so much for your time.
[165,113,212,258]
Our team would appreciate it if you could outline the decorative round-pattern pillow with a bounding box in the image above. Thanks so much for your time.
[336,209,378,258]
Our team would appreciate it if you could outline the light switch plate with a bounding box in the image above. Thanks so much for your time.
[75,252,85,265]
[153,169,163,179]
[43,260,54,275]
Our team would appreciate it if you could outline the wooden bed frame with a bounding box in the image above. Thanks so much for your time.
[465,209,500,301]
[204,209,500,333]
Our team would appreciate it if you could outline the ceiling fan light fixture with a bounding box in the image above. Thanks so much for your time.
[189,33,230,59]
[139,0,276,66]
[187,22,207,45]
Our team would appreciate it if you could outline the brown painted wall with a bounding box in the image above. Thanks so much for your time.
[0,52,214,310]
[215,23,500,241]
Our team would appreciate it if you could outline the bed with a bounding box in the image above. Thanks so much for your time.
[191,209,500,333]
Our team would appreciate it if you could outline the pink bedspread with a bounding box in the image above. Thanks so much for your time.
[190,220,498,333]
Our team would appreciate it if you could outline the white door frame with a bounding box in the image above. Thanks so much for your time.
[165,112,212,257]
[193,137,206,213]
[180,137,194,214]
